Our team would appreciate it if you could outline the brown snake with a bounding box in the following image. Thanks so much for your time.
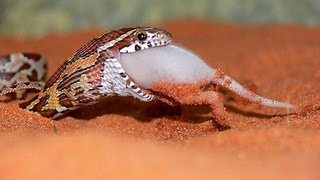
[0,53,46,98]
[0,27,172,119]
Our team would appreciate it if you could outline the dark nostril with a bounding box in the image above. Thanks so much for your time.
[119,72,126,78]
[135,45,141,51]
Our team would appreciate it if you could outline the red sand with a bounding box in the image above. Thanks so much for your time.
[0,20,319,179]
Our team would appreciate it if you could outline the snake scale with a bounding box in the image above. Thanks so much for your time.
[0,27,172,119]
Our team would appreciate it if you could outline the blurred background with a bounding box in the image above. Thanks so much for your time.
[0,0,320,37]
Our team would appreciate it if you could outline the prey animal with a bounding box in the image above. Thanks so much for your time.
[0,27,294,120]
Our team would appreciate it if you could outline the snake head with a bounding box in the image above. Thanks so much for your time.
[119,27,173,53]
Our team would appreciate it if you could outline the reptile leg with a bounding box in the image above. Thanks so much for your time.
[153,83,230,129]
[172,90,230,128]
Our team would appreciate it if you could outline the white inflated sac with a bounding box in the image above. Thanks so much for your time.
[120,45,214,88]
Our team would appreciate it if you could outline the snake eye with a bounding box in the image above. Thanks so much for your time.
[136,31,147,41]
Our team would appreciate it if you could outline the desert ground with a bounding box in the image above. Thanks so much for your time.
[0,20,319,179]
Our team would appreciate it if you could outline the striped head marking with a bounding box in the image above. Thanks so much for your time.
[98,27,173,54]
[120,27,173,53]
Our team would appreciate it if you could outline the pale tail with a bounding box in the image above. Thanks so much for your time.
[212,72,295,109]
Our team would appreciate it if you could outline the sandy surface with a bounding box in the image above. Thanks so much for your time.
[0,20,319,179]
